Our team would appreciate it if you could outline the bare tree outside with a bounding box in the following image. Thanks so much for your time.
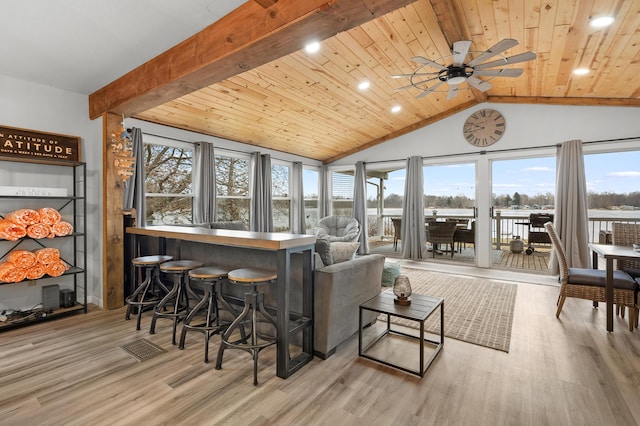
[215,155,250,224]
[145,144,193,224]
[272,163,290,232]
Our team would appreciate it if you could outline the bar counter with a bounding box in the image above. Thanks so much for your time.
[126,225,316,379]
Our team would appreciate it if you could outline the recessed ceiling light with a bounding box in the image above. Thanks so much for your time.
[391,105,402,113]
[573,68,590,75]
[304,41,320,54]
[590,16,615,28]
[358,81,371,90]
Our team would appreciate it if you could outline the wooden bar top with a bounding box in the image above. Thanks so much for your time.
[126,225,316,251]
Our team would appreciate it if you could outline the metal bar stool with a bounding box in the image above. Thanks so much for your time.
[150,260,204,345]
[178,266,236,363]
[215,267,278,385]
[125,255,173,330]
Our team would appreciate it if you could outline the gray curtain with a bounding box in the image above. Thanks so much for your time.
[193,142,216,224]
[250,152,273,232]
[123,127,146,227]
[353,161,369,254]
[318,165,330,218]
[291,162,306,234]
[401,156,425,259]
[550,139,590,273]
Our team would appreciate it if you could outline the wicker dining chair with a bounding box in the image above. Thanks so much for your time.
[545,222,638,331]
[612,222,640,328]
[612,222,640,278]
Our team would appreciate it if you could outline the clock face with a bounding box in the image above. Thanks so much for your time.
[463,109,505,147]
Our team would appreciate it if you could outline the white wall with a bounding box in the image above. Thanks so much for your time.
[0,74,103,309]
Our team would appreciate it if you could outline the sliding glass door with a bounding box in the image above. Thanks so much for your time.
[423,162,476,264]
[490,156,556,271]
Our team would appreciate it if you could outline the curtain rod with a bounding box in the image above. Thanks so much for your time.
[139,130,314,166]
[364,136,640,165]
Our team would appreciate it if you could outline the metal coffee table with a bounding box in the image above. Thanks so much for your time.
[359,289,444,377]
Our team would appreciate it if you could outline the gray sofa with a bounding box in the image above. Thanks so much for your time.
[313,253,385,359]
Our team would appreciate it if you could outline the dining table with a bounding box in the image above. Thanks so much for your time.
[589,243,640,332]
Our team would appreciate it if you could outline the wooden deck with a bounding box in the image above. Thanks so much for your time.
[369,239,551,274]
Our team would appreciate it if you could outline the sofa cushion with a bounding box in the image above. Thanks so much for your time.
[382,262,401,287]
[315,239,333,266]
[330,242,360,264]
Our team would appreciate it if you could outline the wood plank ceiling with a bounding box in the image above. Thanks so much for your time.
[109,0,640,163]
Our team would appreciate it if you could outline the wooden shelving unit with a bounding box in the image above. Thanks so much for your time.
[0,156,87,330]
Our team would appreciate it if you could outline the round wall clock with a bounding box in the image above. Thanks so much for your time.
[463,109,506,147]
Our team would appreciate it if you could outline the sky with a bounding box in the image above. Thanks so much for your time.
[372,150,640,199]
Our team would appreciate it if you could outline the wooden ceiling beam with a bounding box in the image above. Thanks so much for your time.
[427,0,466,47]
[254,0,279,8]
[89,0,417,119]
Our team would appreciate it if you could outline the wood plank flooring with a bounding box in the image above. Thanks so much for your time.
[1,266,639,425]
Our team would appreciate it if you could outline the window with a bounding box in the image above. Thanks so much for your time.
[331,170,354,215]
[584,150,640,210]
[272,161,291,232]
[215,152,250,225]
[303,167,319,231]
[144,141,193,225]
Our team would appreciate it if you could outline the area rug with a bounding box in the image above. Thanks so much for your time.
[384,267,517,352]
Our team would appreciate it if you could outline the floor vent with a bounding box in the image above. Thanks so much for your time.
[120,338,166,362]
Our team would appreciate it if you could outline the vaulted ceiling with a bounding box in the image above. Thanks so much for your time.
[91,0,640,164]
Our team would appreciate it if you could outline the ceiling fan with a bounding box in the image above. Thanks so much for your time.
[392,39,537,100]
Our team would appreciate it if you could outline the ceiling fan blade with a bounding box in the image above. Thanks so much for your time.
[452,40,472,66]
[394,77,440,91]
[467,38,519,67]
[391,72,439,79]
[416,81,445,98]
[475,51,537,70]
[411,56,447,71]
[446,84,459,100]
[474,68,524,77]
[467,77,492,91]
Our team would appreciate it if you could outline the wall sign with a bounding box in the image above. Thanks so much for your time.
[0,124,81,162]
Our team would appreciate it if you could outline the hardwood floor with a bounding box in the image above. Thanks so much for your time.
[1,269,639,425]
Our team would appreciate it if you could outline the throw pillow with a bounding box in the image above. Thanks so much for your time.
[315,239,333,266]
[330,242,360,264]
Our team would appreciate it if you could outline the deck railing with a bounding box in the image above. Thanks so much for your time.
[367,213,640,248]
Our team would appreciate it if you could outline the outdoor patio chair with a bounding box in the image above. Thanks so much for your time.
[545,222,638,331]
[425,220,457,258]
[454,220,475,253]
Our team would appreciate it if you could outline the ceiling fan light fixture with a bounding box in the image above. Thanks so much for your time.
[447,76,466,85]
[590,16,615,28]
[393,38,536,99]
